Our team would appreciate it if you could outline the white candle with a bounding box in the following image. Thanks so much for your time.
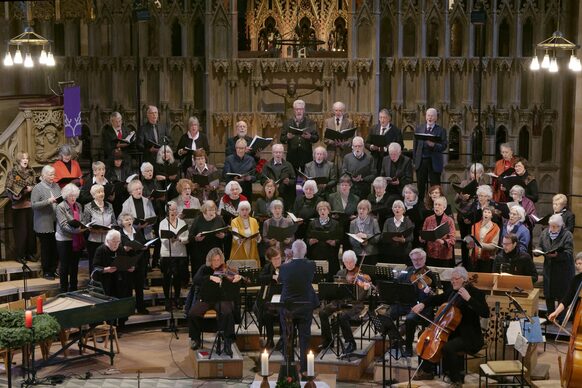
[261,349,269,376]
[307,350,315,376]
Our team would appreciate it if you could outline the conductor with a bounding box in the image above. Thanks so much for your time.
[279,240,319,373]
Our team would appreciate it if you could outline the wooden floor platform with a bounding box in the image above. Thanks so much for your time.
[190,337,244,379]
[314,339,375,382]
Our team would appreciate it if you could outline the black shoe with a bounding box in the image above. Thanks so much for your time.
[137,308,150,315]
[52,272,60,279]
[143,283,150,290]
[344,341,357,354]
[43,273,55,281]
[223,340,233,356]
[190,339,201,350]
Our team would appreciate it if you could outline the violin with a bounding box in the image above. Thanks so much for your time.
[410,267,435,295]
[345,266,375,291]
[213,264,250,283]
[415,274,478,363]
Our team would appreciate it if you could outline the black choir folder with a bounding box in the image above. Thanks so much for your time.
[414,133,442,143]
[288,126,307,136]
[266,224,299,241]
[160,224,189,239]
[181,208,200,219]
[124,238,158,251]
[110,255,140,271]
[249,135,273,150]
[420,222,450,241]
[452,179,478,197]
[324,127,357,141]
[133,216,158,227]
[368,134,389,147]
[381,227,414,242]
[199,225,230,236]
[191,172,220,187]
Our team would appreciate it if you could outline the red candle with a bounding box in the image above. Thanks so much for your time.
[25,310,33,329]
[36,298,43,314]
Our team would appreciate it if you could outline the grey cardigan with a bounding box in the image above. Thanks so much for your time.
[31,180,61,233]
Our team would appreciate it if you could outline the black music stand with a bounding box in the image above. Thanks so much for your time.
[277,301,311,384]
[161,209,179,339]
[376,281,418,385]
[237,267,260,331]
[318,282,356,359]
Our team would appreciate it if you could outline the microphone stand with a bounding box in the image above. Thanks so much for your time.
[18,257,32,309]
[161,211,179,339]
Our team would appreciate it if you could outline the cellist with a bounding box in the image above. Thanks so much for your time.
[411,267,489,386]
[548,253,582,323]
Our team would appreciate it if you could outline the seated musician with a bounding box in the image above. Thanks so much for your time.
[188,248,241,355]
[389,248,438,357]
[279,240,319,374]
[411,267,489,385]
[492,233,538,284]
[319,250,371,354]
[93,230,135,328]
[548,253,582,323]
[256,247,283,349]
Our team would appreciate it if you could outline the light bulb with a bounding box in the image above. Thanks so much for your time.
[541,52,550,69]
[549,57,558,73]
[3,51,13,66]
[13,48,23,64]
[574,58,582,72]
[530,56,540,71]
[24,52,33,68]
[39,49,47,64]
[46,52,55,67]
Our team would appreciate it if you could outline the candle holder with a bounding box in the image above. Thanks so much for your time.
[302,372,317,388]
[259,372,272,388]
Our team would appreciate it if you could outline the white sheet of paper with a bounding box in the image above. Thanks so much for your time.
[271,294,281,303]
[506,321,522,345]
[515,332,529,357]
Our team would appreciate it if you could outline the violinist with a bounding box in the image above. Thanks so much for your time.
[411,267,489,385]
[318,251,371,354]
[188,248,241,355]
[389,248,438,357]
[255,247,283,349]
[548,253,582,323]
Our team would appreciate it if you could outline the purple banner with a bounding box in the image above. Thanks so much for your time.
[63,86,81,138]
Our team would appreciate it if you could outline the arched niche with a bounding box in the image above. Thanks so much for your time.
[403,19,416,57]
[193,17,205,56]
[495,126,508,160]
[498,18,511,56]
[450,17,464,56]
[472,126,483,162]
[171,20,182,56]
[402,125,415,151]
[541,125,553,163]
[522,18,534,57]
[356,20,372,57]
[426,18,441,57]
[449,126,460,161]
[379,15,393,57]
[518,126,530,160]
[540,174,554,194]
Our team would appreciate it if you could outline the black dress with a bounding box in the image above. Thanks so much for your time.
[93,243,133,299]
[188,215,226,272]
[306,218,342,280]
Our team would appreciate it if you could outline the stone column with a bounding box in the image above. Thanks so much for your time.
[570,3,582,249]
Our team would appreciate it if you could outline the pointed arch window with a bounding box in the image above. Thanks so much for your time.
[450,18,463,56]
[449,126,460,161]
[498,19,511,56]
[541,126,553,162]
[495,126,508,160]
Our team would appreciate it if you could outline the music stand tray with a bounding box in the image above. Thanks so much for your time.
[377,281,417,305]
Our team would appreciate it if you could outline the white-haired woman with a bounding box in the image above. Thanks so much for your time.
[349,200,381,265]
[6,151,37,262]
[93,230,134,300]
[223,138,257,201]
[500,205,530,253]
[293,179,320,239]
[177,116,210,173]
[55,183,86,292]
[419,196,457,268]
[189,200,227,271]
[82,184,116,273]
[31,165,62,280]
[188,248,241,354]
[122,179,157,240]
[367,176,392,227]
[382,200,414,264]
[219,180,247,222]
[230,201,261,266]
[263,199,295,254]
[159,201,190,311]
[535,214,574,320]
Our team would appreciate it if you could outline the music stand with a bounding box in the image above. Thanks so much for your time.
[317,282,356,359]
[276,300,311,384]
[376,281,418,385]
[237,267,261,331]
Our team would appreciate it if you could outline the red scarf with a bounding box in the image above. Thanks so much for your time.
[69,202,85,252]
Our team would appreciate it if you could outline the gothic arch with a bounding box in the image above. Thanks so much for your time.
[541,125,553,163]
[379,15,394,57]
[426,17,441,57]
[472,126,484,162]
[171,19,182,56]
[518,126,530,160]
[402,125,415,151]
[540,174,554,193]
[356,17,373,58]
[193,15,205,56]
[449,126,460,161]
[495,126,508,160]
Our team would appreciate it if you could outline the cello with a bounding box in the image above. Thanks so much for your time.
[560,278,582,387]
[415,274,478,363]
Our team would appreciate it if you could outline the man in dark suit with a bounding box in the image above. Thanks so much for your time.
[280,99,319,172]
[101,112,135,163]
[413,108,448,200]
[323,101,354,168]
[136,105,172,164]
[365,108,403,174]
[380,142,413,201]
[279,240,319,373]
[261,143,297,207]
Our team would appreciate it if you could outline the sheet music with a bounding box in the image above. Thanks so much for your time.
[271,294,281,303]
